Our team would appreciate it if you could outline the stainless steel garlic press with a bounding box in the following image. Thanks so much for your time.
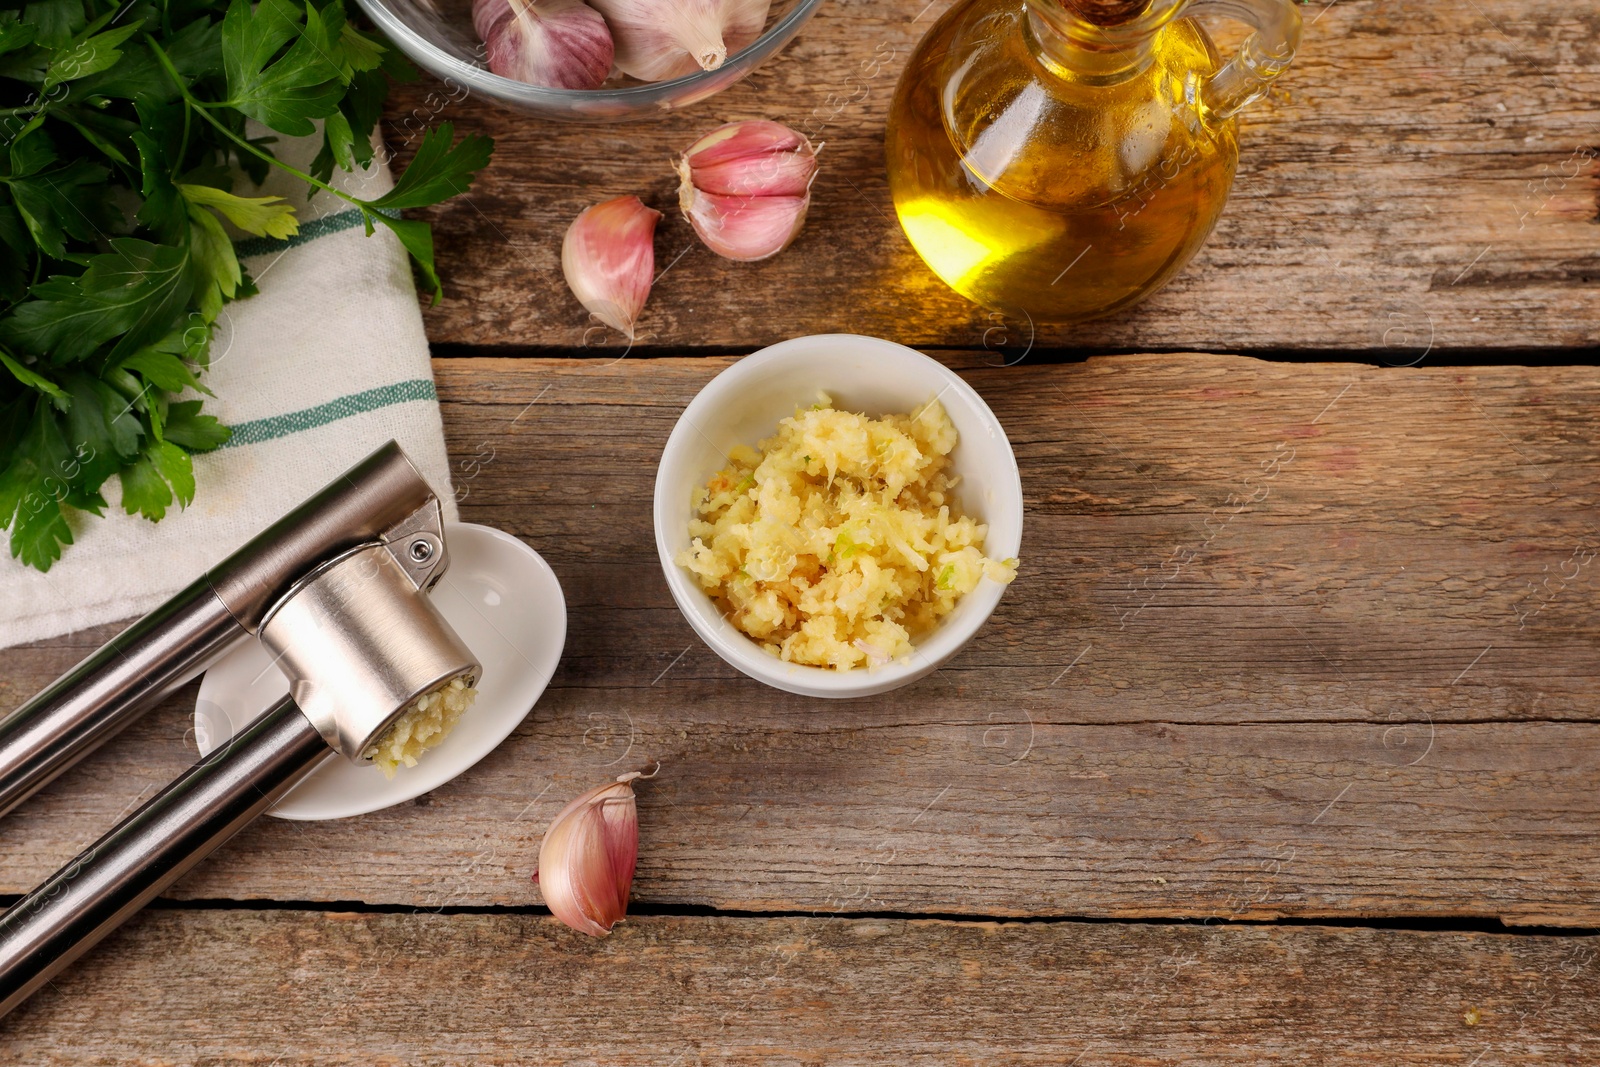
[0,441,480,1019]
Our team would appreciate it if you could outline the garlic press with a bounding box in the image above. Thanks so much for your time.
[0,441,480,1019]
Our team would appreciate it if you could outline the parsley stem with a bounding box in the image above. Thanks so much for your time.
[141,32,365,211]
[196,106,360,209]
[174,99,191,179]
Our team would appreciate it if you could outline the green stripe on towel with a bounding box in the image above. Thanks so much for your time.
[233,208,366,259]
[223,379,439,448]
[233,207,401,259]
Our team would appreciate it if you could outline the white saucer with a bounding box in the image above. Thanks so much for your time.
[195,523,566,821]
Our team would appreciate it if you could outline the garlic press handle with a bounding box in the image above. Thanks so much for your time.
[0,441,440,819]
[0,580,243,820]
[0,695,329,1020]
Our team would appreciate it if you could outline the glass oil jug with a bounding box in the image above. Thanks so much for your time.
[885,0,1300,324]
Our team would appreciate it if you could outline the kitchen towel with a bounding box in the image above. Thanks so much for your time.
[0,133,458,650]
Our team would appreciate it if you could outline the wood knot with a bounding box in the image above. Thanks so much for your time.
[1059,0,1151,25]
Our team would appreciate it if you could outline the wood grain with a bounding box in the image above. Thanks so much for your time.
[2,910,1596,1063]
[385,0,1600,352]
[0,354,1596,923]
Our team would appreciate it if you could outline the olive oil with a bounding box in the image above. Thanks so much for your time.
[885,0,1257,324]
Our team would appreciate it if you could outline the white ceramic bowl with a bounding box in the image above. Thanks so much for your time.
[653,335,1023,699]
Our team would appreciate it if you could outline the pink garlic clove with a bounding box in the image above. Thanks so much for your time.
[688,148,817,198]
[561,195,661,340]
[675,120,819,261]
[475,0,614,90]
[534,774,644,937]
[586,0,769,82]
[679,186,810,261]
[682,119,811,169]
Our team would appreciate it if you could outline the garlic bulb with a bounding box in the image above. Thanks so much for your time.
[474,0,614,90]
[534,772,648,936]
[676,120,818,261]
[562,195,661,339]
[586,0,769,81]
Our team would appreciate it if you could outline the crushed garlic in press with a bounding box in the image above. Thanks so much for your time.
[365,676,478,779]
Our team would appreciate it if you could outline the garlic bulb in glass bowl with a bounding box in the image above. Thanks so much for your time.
[473,0,614,89]
[352,0,825,120]
[587,0,768,81]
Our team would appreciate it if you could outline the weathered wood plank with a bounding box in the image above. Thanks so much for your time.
[2,911,1596,1063]
[386,0,1600,352]
[14,700,1600,922]
[0,355,1596,921]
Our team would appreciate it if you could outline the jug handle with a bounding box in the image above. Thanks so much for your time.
[1189,0,1302,119]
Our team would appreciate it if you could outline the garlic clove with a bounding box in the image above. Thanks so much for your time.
[689,148,817,198]
[675,120,819,261]
[682,120,811,169]
[561,195,661,339]
[587,0,769,81]
[679,185,810,261]
[535,774,644,936]
[475,0,614,90]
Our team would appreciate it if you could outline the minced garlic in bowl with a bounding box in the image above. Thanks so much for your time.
[365,676,477,779]
[676,396,1017,670]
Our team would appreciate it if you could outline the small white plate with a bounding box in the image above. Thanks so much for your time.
[195,522,566,821]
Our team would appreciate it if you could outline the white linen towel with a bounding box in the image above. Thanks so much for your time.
[0,133,458,649]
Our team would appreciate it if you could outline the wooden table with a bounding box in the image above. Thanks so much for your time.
[4,0,1600,1060]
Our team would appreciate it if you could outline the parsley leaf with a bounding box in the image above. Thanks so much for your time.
[367,211,439,296]
[0,0,493,571]
[186,202,243,320]
[364,123,493,212]
[121,345,210,397]
[26,0,86,51]
[5,159,112,261]
[178,182,299,239]
[43,19,142,90]
[220,0,345,135]
[358,123,492,300]
[0,350,65,403]
[164,400,231,451]
[1,399,75,570]
[3,239,195,364]
[119,438,195,522]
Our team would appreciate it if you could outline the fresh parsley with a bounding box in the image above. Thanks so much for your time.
[0,0,493,571]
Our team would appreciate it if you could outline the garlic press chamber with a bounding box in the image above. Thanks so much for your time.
[0,441,480,1019]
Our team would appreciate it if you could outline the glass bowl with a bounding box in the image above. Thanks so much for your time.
[354,0,826,120]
